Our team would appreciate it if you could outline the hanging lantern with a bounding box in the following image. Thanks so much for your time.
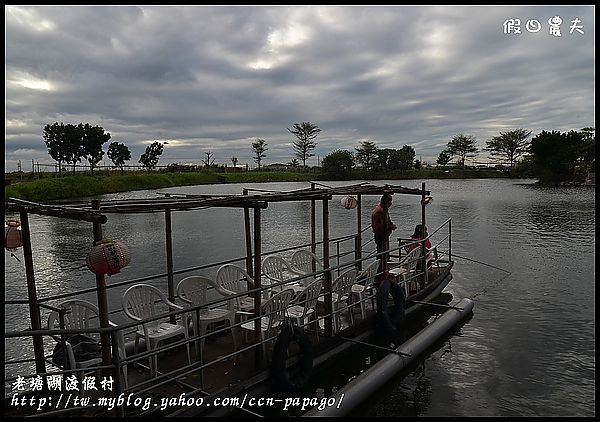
[86,239,131,276]
[340,195,358,210]
[421,196,433,205]
[4,220,23,252]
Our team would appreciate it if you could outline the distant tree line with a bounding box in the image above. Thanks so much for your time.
[43,122,165,174]
[528,127,595,185]
[41,121,595,185]
[43,122,112,175]
[249,121,321,169]
[432,127,595,185]
[320,143,418,180]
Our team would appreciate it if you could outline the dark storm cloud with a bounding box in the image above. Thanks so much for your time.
[5,5,595,170]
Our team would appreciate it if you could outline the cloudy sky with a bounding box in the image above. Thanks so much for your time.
[5,5,595,171]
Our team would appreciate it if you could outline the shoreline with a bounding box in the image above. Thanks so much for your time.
[5,169,529,202]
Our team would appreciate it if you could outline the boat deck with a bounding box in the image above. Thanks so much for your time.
[117,265,450,417]
[5,262,450,418]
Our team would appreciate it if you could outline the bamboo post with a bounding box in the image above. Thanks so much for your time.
[165,205,176,324]
[20,211,46,374]
[336,242,340,278]
[421,183,428,287]
[91,200,112,371]
[243,189,253,279]
[310,183,317,271]
[110,331,125,416]
[322,198,333,337]
[382,196,389,275]
[253,206,263,368]
[448,219,452,263]
[355,194,362,271]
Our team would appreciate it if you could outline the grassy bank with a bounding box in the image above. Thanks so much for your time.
[4,171,316,201]
[5,168,518,202]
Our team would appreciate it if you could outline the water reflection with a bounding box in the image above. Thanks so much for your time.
[526,202,595,240]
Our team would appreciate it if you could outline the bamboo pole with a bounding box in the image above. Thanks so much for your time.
[243,189,253,278]
[322,198,333,337]
[165,206,176,324]
[20,211,46,374]
[253,206,263,368]
[421,182,428,287]
[310,183,316,271]
[356,194,362,271]
[91,200,113,371]
[382,195,389,275]
[448,219,452,262]
[6,199,107,223]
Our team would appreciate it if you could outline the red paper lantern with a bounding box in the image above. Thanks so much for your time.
[340,195,358,210]
[86,239,131,276]
[4,220,23,251]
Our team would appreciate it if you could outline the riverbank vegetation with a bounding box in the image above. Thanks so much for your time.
[5,166,517,202]
[5,123,594,201]
[4,171,317,201]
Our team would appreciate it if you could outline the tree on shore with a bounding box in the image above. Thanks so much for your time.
[288,122,321,167]
[484,128,532,170]
[81,123,111,176]
[577,127,595,178]
[139,141,164,172]
[321,149,354,180]
[355,141,378,171]
[202,151,215,167]
[251,138,268,169]
[43,121,113,175]
[107,141,132,174]
[43,122,84,174]
[436,149,452,167]
[231,156,238,168]
[447,134,478,167]
[399,145,416,169]
[374,148,412,171]
[529,130,584,185]
[63,123,85,174]
[43,122,70,174]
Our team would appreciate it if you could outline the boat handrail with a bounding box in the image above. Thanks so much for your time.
[4,232,360,307]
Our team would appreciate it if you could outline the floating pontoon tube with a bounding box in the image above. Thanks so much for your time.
[304,297,474,417]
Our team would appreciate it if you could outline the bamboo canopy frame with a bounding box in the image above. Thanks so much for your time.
[5,182,431,373]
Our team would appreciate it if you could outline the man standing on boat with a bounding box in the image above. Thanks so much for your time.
[372,193,397,269]
[372,194,405,339]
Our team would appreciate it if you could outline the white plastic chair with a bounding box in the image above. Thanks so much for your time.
[429,246,441,272]
[318,268,357,333]
[289,250,324,286]
[262,255,303,295]
[176,276,238,357]
[215,264,263,313]
[287,278,323,340]
[121,284,191,378]
[239,289,295,357]
[47,299,128,388]
[351,260,380,320]
[388,246,421,296]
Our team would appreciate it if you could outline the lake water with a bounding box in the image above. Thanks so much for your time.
[4,178,595,416]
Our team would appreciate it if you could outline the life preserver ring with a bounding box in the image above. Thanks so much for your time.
[270,324,313,392]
